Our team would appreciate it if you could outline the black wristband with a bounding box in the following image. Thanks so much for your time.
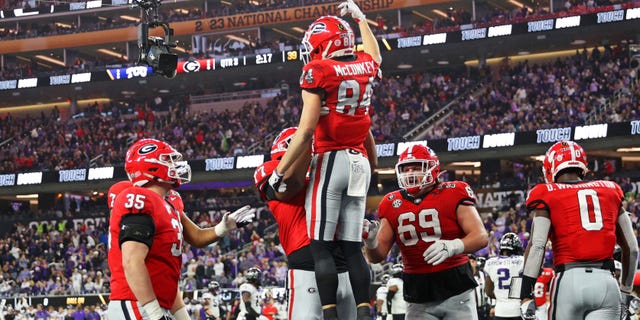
[520,275,537,299]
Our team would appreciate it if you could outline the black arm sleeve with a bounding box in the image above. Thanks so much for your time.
[119,214,155,248]
[386,290,396,313]
[243,301,259,317]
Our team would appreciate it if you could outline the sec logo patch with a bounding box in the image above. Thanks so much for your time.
[392,199,402,208]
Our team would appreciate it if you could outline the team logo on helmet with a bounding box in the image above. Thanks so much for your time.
[138,144,158,155]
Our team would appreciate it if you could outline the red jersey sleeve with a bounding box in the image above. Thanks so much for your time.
[112,187,158,221]
[253,160,279,201]
[526,184,550,211]
[166,190,184,213]
[107,181,133,210]
[299,60,328,91]
[447,181,477,207]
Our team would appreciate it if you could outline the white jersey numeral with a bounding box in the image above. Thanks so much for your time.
[397,209,442,246]
[577,189,603,231]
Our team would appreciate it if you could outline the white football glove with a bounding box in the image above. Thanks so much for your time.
[214,205,256,237]
[268,169,287,193]
[362,219,380,249]
[338,0,365,23]
[422,239,464,265]
[519,299,536,320]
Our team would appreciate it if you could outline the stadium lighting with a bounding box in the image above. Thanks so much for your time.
[35,54,66,67]
[15,194,38,199]
[411,10,432,21]
[432,9,449,18]
[97,48,128,60]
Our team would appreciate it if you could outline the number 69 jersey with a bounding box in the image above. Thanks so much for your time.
[526,180,624,266]
[108,186,183,309]
[378,181,477,274]
[300,51,380,155]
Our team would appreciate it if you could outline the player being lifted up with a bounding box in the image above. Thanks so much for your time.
[267,0,382,319]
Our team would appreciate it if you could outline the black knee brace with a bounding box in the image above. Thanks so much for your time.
[310,240,339,306]
[339,240,372,305]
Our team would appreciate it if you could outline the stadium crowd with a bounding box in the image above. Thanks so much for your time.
[1,45,638,174]
[2,0,638,80]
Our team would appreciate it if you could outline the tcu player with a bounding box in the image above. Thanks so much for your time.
[484,233,524,320]
[386,264,407,320]
[202,281,223,320]
[376,274,391,320]
[533,267,554,320]
[511,141,638,320]
[254,127,356,320]
[364,144,488,319]
[108,138,254,320]
[238,267,266,320]
[268,1,381,318]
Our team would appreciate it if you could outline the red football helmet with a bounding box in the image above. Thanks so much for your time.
[395,144,440,195]
[125,138,191,187]
[271,127,297,161]
[542,140,588,183]
[301,15,355,65]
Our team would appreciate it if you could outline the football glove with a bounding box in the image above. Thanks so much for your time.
[621,291,637,320]
[520,299,536,320]
[362,219,380,249]
[422,239,464,265]
[141,299,172,320]
[214,205,256,236]
[268,169,287,193]
[338,0,365,23]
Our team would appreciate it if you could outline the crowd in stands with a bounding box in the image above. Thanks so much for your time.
[0,169,637,305]
[426,44,640,139]
[2,44,639,174]
[2,0,638,80]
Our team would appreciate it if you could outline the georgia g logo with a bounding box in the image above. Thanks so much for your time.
[182,60,201,73]
[138,144,158,155]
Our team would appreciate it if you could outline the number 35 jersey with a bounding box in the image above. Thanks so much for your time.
[484,255,524,317]
[300,52,380,155]
[526,180,623,266]
[108,186,183,309]
[378,181,477,274]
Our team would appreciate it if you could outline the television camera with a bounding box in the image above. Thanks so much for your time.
[134,0,178,78]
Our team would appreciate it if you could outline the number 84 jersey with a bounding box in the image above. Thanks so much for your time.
[378,181,477,274]
[300,52,381,155]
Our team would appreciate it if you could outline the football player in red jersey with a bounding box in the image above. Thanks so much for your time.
[533,267,554,320]
[254,127,355,320]
[268,1,381,318]
[107,139,255,320]
[364,144,488,319]
[512,141,638,320]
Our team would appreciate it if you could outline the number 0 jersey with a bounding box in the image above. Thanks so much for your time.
[378,181,477,274]
[484,255,524,317]
[108,186,183,309]
[526,180,623,266]
[300,52,380,155]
